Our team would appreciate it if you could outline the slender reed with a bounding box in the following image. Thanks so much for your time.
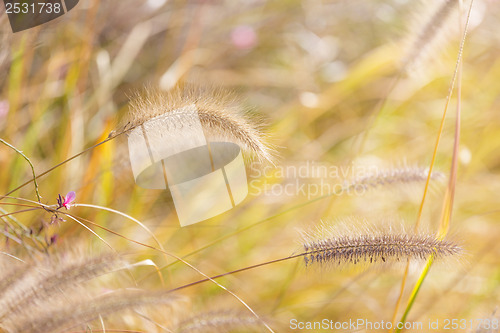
[393,1,473,331]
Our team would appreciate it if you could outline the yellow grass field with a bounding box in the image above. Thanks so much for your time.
[0,0,499,332]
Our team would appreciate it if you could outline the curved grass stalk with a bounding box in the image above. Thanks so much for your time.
[0,202,260,328]
[59,211,275,333]
[141,166,442,278]
[0,200,115,253]
[0,207,46,252]
[0,207,40,219]
[165,231,461,293]
[0,198,43,231]
[0,252,25,263]
[0,200,166,287]
[0,131,125,202]
[74,203,167,286]
[127,259,165,287]
[0,138,42,203]
[410,238,497,321]
[393,1,472,331]
[63,213,115,251]
[395,256,434,331]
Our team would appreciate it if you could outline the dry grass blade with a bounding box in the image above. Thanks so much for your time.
[0,138,42,203]
[59,212,276,333]
[394,2,474,331]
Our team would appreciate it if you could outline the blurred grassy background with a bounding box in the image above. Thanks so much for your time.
[1,0,500,331]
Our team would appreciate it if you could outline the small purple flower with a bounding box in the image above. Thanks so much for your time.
[57,191,76,210]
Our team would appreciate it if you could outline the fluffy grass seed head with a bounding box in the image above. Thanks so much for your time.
[0,252,183,333]
[349,164,445,191]
[120,84,275,163]
[0,252,125,320]
[401,0,459,74]
[175,310,263,333]
[300,220,463,270]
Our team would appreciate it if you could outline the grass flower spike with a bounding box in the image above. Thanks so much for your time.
[122,85,275,163]
[301,222,463,269]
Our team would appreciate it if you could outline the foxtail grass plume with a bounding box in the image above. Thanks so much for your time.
[301,222,462,268]
[120,84,274,163]
[13,289,183,333]
[0,252,124,320]
[349,164,444,190]
[0,252,183,333]
[401,0,459,73]
[123,85,268,225]
[176,310,263,333]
